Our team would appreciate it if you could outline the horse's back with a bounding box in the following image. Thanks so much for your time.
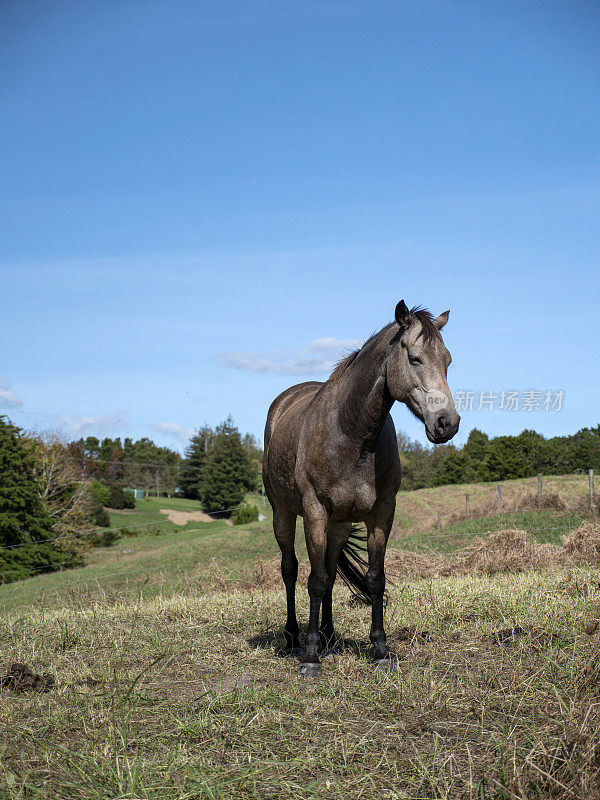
[264,381,322,448]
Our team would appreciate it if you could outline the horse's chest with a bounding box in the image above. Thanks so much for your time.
[329,479,377,521]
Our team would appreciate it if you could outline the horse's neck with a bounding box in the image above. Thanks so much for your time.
[335,331,394,449]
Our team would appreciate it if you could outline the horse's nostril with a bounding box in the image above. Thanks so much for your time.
[436,414,449,433]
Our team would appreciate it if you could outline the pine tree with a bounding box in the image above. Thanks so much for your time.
[0,416,54,546]
[180,426,214,499]
[200,417,254,514]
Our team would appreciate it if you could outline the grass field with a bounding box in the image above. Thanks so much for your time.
[1,477,599,798]
[2,570,600,799]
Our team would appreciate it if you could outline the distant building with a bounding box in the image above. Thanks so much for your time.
[125,488,146,500]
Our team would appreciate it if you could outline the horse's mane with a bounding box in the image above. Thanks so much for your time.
[328,306,441,382]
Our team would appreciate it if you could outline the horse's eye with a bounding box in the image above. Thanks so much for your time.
[408,355,422,365]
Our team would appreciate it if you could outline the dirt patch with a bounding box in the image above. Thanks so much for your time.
[0,663,55,693]
[160,508,232,526]
[393,626,432,644]
[491,625,527,643]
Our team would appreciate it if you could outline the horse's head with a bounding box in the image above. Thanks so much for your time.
[386,300,460,444]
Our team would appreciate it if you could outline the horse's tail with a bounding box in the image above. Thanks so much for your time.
[336,525,373,605]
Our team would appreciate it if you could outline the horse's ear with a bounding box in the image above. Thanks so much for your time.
[433,310,450,330]
[395,300,411,328]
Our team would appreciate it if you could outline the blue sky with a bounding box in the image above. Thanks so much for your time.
[1,0,599,451]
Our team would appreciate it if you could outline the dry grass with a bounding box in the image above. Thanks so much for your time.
[253,522,600,587]
[395,476,597,533]
[3,568,600,798]
[3,503,600,798]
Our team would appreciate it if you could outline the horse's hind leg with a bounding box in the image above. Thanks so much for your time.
[273,505,300,651]
[320,524,350,647]
[298,511,328,677]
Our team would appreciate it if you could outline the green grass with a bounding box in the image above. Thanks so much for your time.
[391,509,592,554]
[108,493,272,533]
[2,570,600,798]
[0,485,593,614]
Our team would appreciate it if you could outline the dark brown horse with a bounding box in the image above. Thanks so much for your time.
[262,301,460,677]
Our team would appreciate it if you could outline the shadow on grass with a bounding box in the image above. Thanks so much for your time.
[248,629,372,659]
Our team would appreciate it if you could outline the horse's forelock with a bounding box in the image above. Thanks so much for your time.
[409,306,443,344]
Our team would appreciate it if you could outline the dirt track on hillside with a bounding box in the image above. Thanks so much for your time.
[160,508,233,526]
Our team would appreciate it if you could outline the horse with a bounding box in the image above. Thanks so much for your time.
[262,301,460,677]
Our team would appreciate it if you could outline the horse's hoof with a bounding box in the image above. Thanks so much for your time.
[297,662,323,679]
[372,657,399,674]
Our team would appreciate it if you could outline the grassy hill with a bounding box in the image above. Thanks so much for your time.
[395,472,594,522]
[0,476,595,614]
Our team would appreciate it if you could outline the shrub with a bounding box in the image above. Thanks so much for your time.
[93,503,111,527]
[123,489,135,509]
[90,481,111,506]
[0,543,84,585]
[108,485,126,509]
[232,505,259,525]
[90,528,122,547]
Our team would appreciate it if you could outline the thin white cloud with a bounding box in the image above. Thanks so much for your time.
[149,422,195,444]
[56,411,128,436]
[216,337,362,376]
[0,379,23,408]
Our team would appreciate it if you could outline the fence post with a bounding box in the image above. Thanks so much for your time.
[537,473,543,508]
[589,469,595,509]
[437,512,442,529]
[497,484,502,502]
[465,493,470,517]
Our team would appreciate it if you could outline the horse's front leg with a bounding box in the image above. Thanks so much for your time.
[298,511,329,678]
[365,505,395,666]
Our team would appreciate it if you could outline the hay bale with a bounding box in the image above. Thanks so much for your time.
[458,529,560,575]
[562,521,600,560]
[385,549,453,579]
[515,490,567,511]
[571,492,600,516]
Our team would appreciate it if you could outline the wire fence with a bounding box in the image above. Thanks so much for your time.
[0,471,597,597]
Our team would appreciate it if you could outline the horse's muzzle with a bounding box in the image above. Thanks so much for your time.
[426,412,460,444]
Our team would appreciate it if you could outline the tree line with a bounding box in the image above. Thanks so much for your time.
[68,419,263,503]
[398,425,600,490]
[0,414,263,584]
